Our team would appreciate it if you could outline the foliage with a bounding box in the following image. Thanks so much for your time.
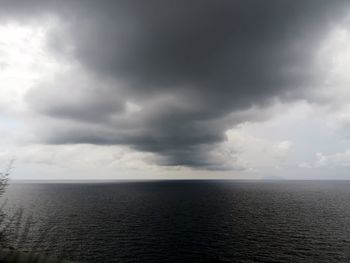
[0,159,14,196]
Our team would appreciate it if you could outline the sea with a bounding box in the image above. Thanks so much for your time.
[1,180,350,262]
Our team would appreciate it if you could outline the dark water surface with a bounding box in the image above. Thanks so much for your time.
[2,180,350,262]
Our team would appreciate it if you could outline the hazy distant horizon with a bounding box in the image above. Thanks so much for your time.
[9,178,350,184]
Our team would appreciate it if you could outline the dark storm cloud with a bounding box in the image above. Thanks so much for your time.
[3,0,350,169]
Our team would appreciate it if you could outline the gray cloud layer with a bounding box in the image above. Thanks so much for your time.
[2,0,350,169]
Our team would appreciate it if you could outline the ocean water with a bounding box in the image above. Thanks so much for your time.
[1,180,350,262]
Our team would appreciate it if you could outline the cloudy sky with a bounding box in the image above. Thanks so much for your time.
[2,0,350,180]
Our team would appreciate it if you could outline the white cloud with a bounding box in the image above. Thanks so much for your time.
[300,149,350,168]
[312,20,350,132]
[218,129,293,171]
[0,21,63,114]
